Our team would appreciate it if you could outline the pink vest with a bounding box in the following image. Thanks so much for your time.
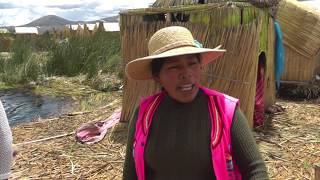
[133,87,242,180]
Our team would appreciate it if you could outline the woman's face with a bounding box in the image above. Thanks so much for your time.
[154,54,202,103]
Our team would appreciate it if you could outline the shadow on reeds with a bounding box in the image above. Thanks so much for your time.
[278,83,320,101]
[109,122,129,145]
[253,103,288,143]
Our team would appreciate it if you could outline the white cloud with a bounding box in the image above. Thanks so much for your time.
[0,8,38,26]
[299,0,320,11]
[0,0,155,26]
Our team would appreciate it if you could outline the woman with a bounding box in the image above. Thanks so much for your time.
[0,99,13,180]
[123,26,269,180]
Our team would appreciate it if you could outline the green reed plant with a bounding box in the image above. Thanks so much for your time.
[0,55,4,73]
[0,35,13,52]
[0,36,33,83]
[87,32,121,78]
[0,31,122,87]
[0,36,47,84]
[47,32,121,78]
[0,54,47,84]
[10,36,33,65]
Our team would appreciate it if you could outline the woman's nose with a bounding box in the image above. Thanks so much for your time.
[179,67,191,79]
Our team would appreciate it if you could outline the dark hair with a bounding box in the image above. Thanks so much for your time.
[151,58,165,77]
[151,54,202,77]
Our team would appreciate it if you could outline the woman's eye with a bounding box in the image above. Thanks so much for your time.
[189,62,198,66]
[169,65,178,69]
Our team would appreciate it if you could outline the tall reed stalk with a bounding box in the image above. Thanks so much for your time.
[47,31,121,78]
[0,36,45,84]
[0,32,121,86]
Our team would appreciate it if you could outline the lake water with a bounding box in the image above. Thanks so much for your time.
[0,89,76,126]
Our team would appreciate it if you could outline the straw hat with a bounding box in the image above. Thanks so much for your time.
[125,26,226,80]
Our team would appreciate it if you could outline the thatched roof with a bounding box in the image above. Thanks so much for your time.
[152,0,280,8]
[277,0,320,58]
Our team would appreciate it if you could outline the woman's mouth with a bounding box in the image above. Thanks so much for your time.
[178,84,195,92]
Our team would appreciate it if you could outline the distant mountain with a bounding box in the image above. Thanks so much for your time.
[0,15,119,34]
[102,16,119,22]
[21,15,119,27]
[23,15,73,27]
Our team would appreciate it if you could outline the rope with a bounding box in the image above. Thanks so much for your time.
[202,72,251,85]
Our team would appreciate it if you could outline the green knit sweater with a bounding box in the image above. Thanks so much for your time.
[123,90,269,180]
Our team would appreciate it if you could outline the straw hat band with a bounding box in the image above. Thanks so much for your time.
[150,40,196,56]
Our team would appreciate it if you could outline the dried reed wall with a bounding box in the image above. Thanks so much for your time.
[120,3,276,127]
[264,17,276,108]
[203,22,261,128]
[281,45,316,81]
[152,0,280,8]
[278,0,320,82]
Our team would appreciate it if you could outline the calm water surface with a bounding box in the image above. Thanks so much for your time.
[0,89,76,126]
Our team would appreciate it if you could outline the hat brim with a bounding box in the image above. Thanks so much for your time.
[125,45,225,80]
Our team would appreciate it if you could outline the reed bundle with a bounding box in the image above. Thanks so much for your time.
[120,2,276,127]
[277,0,320,59]
[277,0,320,82]
[57,22,107,38]
[264,16,276,108]
[281,45,317,82]
[152,0,280,8]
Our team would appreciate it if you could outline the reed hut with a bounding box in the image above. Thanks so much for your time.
[277,0,320,83]
[120,0,278,127]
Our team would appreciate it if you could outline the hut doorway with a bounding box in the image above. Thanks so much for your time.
[253,52,266,127]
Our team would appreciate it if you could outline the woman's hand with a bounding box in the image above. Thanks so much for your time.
[12,144,19,159]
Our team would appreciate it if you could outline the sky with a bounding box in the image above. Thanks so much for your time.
[0,0,319,27]
[0,0,155,26]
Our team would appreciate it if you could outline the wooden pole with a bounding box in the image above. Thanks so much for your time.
[315,164,320,180]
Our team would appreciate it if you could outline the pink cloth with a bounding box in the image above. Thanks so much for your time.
[254,62,265,127]
[75,108,121,144]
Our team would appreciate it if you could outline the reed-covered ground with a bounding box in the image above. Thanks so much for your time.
[10,76,125,179]
[9,78,319,179]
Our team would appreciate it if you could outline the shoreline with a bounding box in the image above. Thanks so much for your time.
[1,75,122,126]
[11,92,125,179]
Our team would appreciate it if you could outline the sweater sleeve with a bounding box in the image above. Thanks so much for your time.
[231,108,269,180]
[0,100,13,180]
[122,108,139,180]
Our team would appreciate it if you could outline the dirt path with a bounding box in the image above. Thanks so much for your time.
[9,98,319,179]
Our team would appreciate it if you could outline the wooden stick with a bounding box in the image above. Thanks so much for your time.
[16,132,74,147]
